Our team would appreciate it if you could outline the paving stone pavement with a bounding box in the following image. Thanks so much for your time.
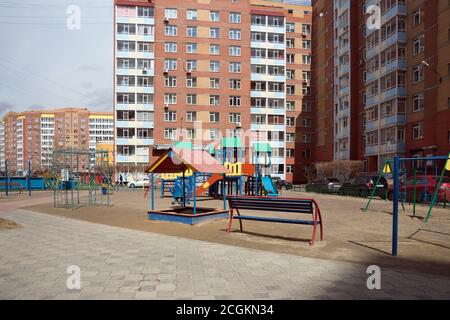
[1,209,450,300]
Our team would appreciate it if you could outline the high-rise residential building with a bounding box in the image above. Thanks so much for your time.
[0,108,113,175]
[113,0,312,183]
[312,0,450,173]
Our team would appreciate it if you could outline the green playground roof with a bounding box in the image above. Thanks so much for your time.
[253,142,271,153]
[222,137,242,148]
[173,141,193,150]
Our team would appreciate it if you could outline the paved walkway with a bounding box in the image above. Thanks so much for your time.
[1,208,450,300]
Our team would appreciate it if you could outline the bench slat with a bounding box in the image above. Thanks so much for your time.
[234,215,320,225]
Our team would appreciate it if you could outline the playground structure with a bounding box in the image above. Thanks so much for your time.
[155,139,279,205]
[44,147,113,209]
[0,160,44,198]
[146,147,230,224]
[362,154,450,256]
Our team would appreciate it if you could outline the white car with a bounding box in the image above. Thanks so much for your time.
[127,177,150,188]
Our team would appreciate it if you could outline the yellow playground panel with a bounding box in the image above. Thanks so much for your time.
[160,162,243,180]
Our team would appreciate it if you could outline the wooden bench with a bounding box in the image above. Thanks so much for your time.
[227,196,323,246]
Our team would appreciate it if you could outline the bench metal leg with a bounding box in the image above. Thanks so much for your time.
[236,208,243,232]
[227,209,234,233]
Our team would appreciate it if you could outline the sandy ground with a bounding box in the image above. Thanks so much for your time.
[0,217,21,230]
[22,188,450,277]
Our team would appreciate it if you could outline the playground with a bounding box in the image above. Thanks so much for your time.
[6,142,450,278]
[23,187,450,278]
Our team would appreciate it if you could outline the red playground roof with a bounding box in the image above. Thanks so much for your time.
[145,148,230,174]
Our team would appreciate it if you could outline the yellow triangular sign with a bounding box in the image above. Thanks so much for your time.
[445,154,450,171]
[383,162,392,174]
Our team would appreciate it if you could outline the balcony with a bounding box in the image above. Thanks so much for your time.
[116,85,154,94]
[116,68,155,77]
[366,3,407,36]
[116,16,154,26]
[365,86,407,108]
[251,73,285,82]
[365,59,407,83]
[251,25,285,35]
[251,57,286,66]
[116,50,154,60]
[116,154,149,163]
[251,41,285,51]
[115,120,154,129]
[116,137,154,146]
[116,33,154,43]
[251,90,285,99]
[115,103,154,111]
[366,31,407,60]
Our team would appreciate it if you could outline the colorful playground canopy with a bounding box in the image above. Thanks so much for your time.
[145,148,230,175]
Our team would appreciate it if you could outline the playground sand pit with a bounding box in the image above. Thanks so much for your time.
[0,218,21,230]
[23,188,450,277]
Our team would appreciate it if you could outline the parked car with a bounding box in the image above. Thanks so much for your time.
[272,177,293,190]
[127,177,150,188]
[340,175,388,198]
[306,178,342,194]
[387,175,450,203]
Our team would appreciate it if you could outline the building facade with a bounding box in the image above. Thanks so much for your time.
[312,0,450,173]
[0,108,113,175]
[113,0,313,182]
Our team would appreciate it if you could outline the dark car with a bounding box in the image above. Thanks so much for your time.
[388,175,450,203]
[340,175,388,198]
[272,177,293,190]
[306,178,342,194]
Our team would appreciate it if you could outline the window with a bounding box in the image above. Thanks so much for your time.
[210,11,220,22]
[186,77,197,88]
[210,78,220,89]
[413,35,425,55]
[209,44,220,55]
[302,24,311,35]
[229,46,241,56]
[413,93,424,112]
[164,59,177,70]
[287,117,295,127]
[287,54,295,64]
[186,43,197,54]
[138,42,152,52]
[302,55,311,65]
[413,64,424,83]
[186,111,197,122]
[229,29,241,40]
[164,111,177,122]
[164,76,177,87]
[229,62,241,73]
[164,93,177,104]
[209,95,220,106]
[210,129,219,140]
[165,8,177,19]
[210,27,220,38]
[413,122,424,140]
[286,101,295,111]
[229,12,241,24]
[137,7,153,18]
[286,38,295,48]
[187,9,197,20]
[302,40,311,49]
[186,60,197,71]
[164,128,177,140]
[229,79,241,90]
[137,25,153,36]
[164,42,177,53]
[229,96,241,107]
[186,94,197,105]
[187,26,197,37]
[209,112,219,122]
[413,8,422,27]
[286,23,295,33]
[209,61,220,72]
[164,25,177,36]
[229,113,241,124]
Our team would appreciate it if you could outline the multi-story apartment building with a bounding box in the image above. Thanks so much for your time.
[312,0,450,173]
[0,108,113,175]
[113,0,312,183]
[0,120,5,172]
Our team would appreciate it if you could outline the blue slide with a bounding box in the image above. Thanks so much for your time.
[261,176,278,197]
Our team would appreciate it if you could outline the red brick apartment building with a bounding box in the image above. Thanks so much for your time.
[312,0,450,173]
[113,0,313,183]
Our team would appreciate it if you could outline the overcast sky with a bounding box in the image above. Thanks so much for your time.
[0,0,114,116]
[0,0,311,117]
